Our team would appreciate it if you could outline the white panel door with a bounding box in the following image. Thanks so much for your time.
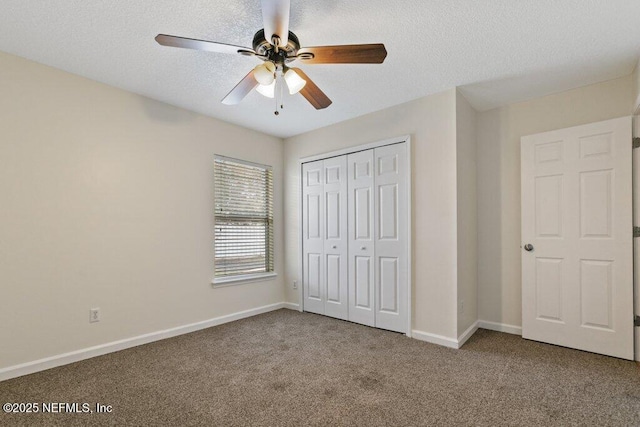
[323,156,349,320]
[302,160,325,315]
[521,116,633,360]
[348,150,376,327]
[374,144,408,333]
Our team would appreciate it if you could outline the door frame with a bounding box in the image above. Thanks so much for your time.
[634,111,640,362]
[298,135,413,337]
[633,89,640,362]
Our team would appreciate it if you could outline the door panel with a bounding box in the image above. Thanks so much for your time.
[579,170,612,238]
[355,256,372,308]
[374,144,408,333]
[326,254,341,302]
[325,191,341,239]
[521,116,633,360]
[580,260,613,330]
[302,160,325,314]
[307,253,322,300]
[355,188,372,239]
[579,132,613,159]
[307,194,321,239]
[348,150,375,327]
[323,156,348,319]
[535,175,563,238]
[378,184,398,239]
[535,257,563,322]
[379,257,399,313]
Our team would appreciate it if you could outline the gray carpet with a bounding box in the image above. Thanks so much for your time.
[1,309,639,426]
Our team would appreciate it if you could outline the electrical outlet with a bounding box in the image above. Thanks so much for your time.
[89,308,100,323]
[293,280,298,290]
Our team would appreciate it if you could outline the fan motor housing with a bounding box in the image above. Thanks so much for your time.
[252,29,300,61]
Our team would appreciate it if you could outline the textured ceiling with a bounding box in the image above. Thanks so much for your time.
[1,1,639,138]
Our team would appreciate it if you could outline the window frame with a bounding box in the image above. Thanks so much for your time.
[212,155,276,286]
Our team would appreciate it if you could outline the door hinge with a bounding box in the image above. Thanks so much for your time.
[633,137,640,149]
[635,316,640,327]
[634,226,640,238]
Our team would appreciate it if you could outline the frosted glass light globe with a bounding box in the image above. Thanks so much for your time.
[284,69,306,94]
[256,80,275,98]
[254,62,276,85]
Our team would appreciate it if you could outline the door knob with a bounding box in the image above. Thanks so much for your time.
[524,243,534,252]
[332,245,337,249]
[361,246,366,250]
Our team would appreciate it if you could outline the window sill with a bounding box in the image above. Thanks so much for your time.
[212,272,277,287]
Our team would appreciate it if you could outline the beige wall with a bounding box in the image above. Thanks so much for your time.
[284,89,460,339]
[477,74,635,327]
[455,91,478,337]
[0,52,285,369]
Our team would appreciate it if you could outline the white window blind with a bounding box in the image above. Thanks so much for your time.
[214,156,274,278]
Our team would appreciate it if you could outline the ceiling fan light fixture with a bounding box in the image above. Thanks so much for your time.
[156,1,386,111]
[284,68,306,94]
[254,62,276,85]
[256,80,276,98]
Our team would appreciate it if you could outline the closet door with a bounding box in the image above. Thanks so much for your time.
[302,160,325,314]
[374,143,408,333]
[323,156,349,320]
[348,150,376,327]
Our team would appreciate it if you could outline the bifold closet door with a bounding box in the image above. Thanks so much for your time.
[302,160,325,315]
[302,157,348,319]
[348,150,376,327]
[304,142,408,333]
[323,156,349,320]
[374,143,408,333]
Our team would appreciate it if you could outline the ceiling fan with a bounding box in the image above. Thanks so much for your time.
[155,0,387,114]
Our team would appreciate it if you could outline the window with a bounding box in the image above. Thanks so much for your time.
[213,156,274,283]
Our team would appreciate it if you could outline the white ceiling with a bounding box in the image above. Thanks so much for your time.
[1,1,639,138]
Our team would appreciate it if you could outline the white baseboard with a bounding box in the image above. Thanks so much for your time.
[413,321,480,350]
[412,329,459,349]
[478,320,522,335]
[457,321,479,348]
[282,302,300,311]
[0,302,286,382]
[413,320,523,350]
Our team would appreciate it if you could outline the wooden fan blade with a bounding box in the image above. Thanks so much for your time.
[261,0,290,46]
[290,68,332,110]
[297,44,387,64]
[221,70,259,105]
[155,34,254,55]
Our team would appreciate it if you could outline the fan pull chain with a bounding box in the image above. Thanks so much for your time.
[274,70,285,116]
[274,73,280,116]
[272,35,281,114]
[280,73,284,110]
